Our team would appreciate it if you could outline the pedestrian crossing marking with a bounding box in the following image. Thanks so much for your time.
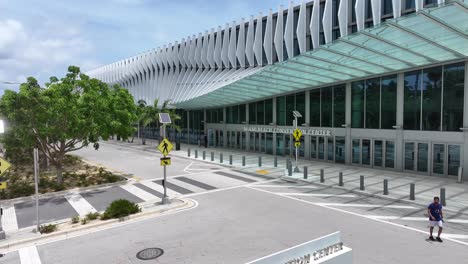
[19,245,42,264]
[65,193,97,216]
[2,205,18,232]
[121,184,159,202]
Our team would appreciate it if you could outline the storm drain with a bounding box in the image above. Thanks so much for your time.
[136,248,164,260]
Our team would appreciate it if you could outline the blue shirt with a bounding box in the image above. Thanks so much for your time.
[428,203,442,221]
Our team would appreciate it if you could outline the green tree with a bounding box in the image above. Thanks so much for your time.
[0,66,137,184]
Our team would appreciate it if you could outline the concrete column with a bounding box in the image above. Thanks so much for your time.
[395,72,405,171]
[305,90,310,159]
[223,107,227,148]
[246,104,250,150]
[272,97,277,155]
[187,110,191,144]
[203,109,207,135]
[463,60,468,179]
[345,82,352,164]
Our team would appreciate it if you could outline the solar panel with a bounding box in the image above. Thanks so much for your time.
[158,113,172,124]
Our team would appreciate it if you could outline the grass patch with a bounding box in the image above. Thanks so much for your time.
[101,199,141,220]
[38,224,57,234]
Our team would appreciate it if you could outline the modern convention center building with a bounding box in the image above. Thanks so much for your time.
[87,0,468,179]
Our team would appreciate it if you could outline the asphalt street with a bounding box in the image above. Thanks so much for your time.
[3,142,468,263]
[4,181,468,263]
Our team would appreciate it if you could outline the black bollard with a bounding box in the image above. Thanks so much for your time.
[339,172,343,186]
[360,175,364,190]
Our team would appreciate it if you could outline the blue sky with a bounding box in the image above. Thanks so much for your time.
[0,0,291,90]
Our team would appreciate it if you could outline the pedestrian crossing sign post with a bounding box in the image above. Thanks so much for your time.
[158,138,173,157]
[294,141,301,147]
[160,157,171,166]
[293,128,302,141]
[0,157,11,176]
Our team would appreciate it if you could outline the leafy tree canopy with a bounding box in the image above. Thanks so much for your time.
[0,66,137,183]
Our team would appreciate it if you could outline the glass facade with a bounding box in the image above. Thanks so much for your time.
[404,63,464,131]
[309,85,345,128]
[352,75,397,129]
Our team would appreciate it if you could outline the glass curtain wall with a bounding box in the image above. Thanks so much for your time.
[352,75,397,129]
[404,63,465,131]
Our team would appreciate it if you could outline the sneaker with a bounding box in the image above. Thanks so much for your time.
[429,236,436,241]
[436,237,443,242]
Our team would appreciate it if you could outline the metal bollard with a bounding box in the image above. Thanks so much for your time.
[274,156,277,167]
[195,149,198,158]
[220,153,223,163]
[410,183,415,200]
[320,169,324,183]
[242,156,245,166]
[211,152,214,161]
[339,172,343,186]
[229,155,233,165]
[440,188,446,206]
[203,151,206,160]
[360,175,364,190]
[288,163,292,176]
[188,148,191,157]
[258,156,262,167]
[303,166,308,179]
[383,179,388,195]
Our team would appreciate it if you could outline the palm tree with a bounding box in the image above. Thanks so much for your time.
[135,98,181,144]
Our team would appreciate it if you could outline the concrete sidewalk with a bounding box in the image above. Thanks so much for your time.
[107,138,468,216]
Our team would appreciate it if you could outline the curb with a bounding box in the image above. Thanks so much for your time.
[0,198,195,252]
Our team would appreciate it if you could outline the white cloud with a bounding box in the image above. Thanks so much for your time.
[0,18,97,89]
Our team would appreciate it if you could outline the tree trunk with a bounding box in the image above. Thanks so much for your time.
[55,162,63,184]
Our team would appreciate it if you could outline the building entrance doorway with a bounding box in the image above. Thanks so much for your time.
[353,138,395,169]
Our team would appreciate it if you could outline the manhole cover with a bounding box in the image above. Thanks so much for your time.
[136,248,164,260]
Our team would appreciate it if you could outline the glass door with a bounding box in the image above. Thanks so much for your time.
[276,134,284,156]
[318,137,325,160]
[327,137,334,162]
[417,143,429,173]
[260,133,266,153]
[335,137,345,164]
[404,142,415,170]
[266,133,273,154]
[250,133,255,151]
[362,139,371,166]
[310,136,317,159]
[373,140,383,167]
[448,145,461,176]
[432,144,445,175]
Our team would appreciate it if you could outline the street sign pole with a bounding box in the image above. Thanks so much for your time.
[162,123,170,205]
[34,148,40,232]
[294,117,300,173]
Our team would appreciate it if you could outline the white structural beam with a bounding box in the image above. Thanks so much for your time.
[323,0,333,44]
[392,0,401,18]
[284,1,294,59]
[214,26,223,68]
[236,18,246,68]
[297,0,307,53]
[355,0,365,31]
[371,0,381,26]
[274,5,284,62]
[253,13,263,66]
[228,21,237,68]
[246,15,255,66]
[311,0,320,49]
[338,0,349,37]
[221,23,230,68]
[264,9,274,64]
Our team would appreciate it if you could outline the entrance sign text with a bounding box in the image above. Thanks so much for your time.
[243,127,332,136]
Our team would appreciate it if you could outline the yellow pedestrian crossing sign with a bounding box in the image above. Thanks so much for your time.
[160,157,171,166]
[0,181,6,190]
[158,138,173,156]
[293,128,302,141]
[0,157,11,175]
[294,141,301,147]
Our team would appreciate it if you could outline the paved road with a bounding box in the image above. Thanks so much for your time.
[4,180,468,263]
[1,143,267,233]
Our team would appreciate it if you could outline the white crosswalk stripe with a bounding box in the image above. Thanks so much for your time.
[139,180,181,197]
[2,205,18,232]
[120,184,159,202]
[315,203,416,209]
[254,185,317,188]
[170,178,207,193]
[65,193,97,216]
[19,245,42,264]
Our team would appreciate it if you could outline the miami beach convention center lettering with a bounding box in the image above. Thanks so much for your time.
[243,127,332,136]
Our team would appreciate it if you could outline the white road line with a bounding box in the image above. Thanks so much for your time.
[277,193,356,198]
[120,184,159,202]
[183,161,194,173]
[65,193,97,216]
[367,215,468,224]
[2,205,18,232]
[18,245,42,264]
[139,180,181,197]
[443,234,468,239]
[254,185,317,188]
[314,202,416,209]
[247,186,468,247]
